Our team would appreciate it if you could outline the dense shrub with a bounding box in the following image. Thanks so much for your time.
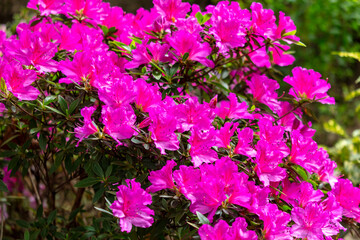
[0,0,359,239]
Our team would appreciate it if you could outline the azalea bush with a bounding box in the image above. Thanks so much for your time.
[1,0,360,239]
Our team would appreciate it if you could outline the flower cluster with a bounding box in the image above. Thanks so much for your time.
[0,0,359,239]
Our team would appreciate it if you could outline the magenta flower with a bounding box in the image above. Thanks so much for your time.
[64,0,107,23]
[291,203,331,240]
[167,30,214,68]
[110,179,154,233]
[189,126,218,167]
[0,60,39,100]
[273,11,300,43]
[125,42,171,69]
[250,2,276,38]
[284,67,335,104]
[173,165,200,197]
[147,160,177,192]
[332,178,360,221]
[175,96,215,132]
[257,204,291,240]
[280,180,324,208]
[214,122,239,149]
[148,107,179,154]
[198,220,230,240]
[101,106,136,144]
[98,75,136,108]
[246,74,280,111]
[228,217,257,240]
[207,1,250,53]
[189,176,226,222]
[74,106,98,146]
[153,0,191,22]
[254,140,287,186]
[215,93,253,120]
[58,51,93,84]
[27,0,65,15]
[233,127,256,158]
[134,79,162,112]
[4,29,58,73]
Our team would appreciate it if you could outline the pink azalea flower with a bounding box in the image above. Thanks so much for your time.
[321,193,346,236]
[273,11,300,43]
[254,140,287,186]
[198,220,230,240]
[175,96,214,132]
[98,75,136,108]
[153,0,191,22]
[258,118,289,157]
[58,51,94,84]
[207,1,250,53]
[189,126,218,167]
[3,166,24,193]
[27,0,65,15]
[332,178,360,221]
[228,217,257,240]
[250,2,276,39]
[4,29,58,73]
[189,176,226,222]
[284,67,335,104]
[257,204,291,240]
[280,180,324,208]
[110,179,154,233]
[271,43,295,66]
[291,203,331,240]
[167,30,214,68]
[148,107,179,154]
[214,122,239,149]
[101,106,136,144]
[246,74,280,111]
[216,93,253,120]
[134,79,162,112]
[173,165,200,198]
[64,0,108,23]
[147,160,177,192]
[233,127,256,158]
[126,42,171,69]
[74,106,98,146]
[0,60,39,100]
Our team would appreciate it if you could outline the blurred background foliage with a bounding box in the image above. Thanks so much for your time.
[2,0,360,183]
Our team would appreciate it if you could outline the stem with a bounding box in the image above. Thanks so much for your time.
[28,168,43,209]
[0,203,3,240]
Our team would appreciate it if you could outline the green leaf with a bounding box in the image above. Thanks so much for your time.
[44,105,66,116]
[58,96,68,114]
[282,30,296,37]
[202,13,212,24]
[47,210,57,224]
[44,95,57,105]
[39,133,47,151]
[93,187,105,203]
[16,219,30,228]
[36,205,43,218]
[68,98,80,115]
[105,165,113,178]
[94,206,113,216]
[74,177,101,188]
[292,165,309,181]
[93,163,104,178]
[332,51,360,62]
[195,12,204,24]
[294,41,306,47]
[196,211,210,225]
[182,52,189,61]
[0,180,8,192]
[24,230,30,240]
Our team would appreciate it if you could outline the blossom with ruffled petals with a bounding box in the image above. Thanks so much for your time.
[110,179,154,233]
[284,67,335,104]
[147,160,177,192]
